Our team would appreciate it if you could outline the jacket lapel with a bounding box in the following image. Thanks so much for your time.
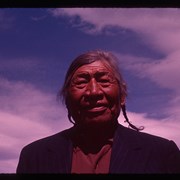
[109,125,150,173]
[45,129,74,173]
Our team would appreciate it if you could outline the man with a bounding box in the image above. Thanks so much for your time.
[16,50,180,173]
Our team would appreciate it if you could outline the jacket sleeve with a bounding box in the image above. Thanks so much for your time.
[16,145,36,174]
[166,140,180,173]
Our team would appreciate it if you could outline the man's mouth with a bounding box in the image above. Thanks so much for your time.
[84,104,108,113]
[88,106,107,112]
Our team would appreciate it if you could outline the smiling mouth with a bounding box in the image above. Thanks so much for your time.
[86,106,107,113]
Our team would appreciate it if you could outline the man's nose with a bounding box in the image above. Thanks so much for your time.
[85,78,103,96]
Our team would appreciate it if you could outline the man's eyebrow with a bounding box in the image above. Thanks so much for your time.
[73,72,90,77]
[95,71,113,77]
[95,71,109,74]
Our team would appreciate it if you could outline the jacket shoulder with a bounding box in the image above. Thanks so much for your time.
[117,124,180,150]
[16,127,74,173]
[21,126,74,153]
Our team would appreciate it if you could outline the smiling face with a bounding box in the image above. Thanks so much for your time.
[67,61,122,127]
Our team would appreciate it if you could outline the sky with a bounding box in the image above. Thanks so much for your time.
[0,8,180,173]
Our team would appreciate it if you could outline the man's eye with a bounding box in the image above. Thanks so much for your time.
[98,79,111,86]
[99,79,110,83]
[96,72,116,84]
[71,78,88,88]
[98,76,117,86]
[75,80,88,85]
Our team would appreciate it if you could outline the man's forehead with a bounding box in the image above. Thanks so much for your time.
[75,67,110,73]
[73,68,114,79]
[75,61,112,73]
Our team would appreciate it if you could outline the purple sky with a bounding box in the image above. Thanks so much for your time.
[0,8,180,173]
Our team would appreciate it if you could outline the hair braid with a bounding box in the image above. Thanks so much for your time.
[121,104,144,132]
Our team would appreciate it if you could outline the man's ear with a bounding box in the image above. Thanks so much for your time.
[120,96,126,106]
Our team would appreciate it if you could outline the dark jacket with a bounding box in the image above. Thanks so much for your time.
[16,124,180,173]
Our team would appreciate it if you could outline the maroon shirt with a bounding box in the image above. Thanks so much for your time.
[71,140,113,174]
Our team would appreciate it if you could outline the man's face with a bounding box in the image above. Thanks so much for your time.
[67,61,121,127]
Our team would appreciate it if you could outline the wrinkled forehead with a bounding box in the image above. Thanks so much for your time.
[73,61,114,76]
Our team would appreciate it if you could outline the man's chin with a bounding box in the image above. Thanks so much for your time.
[82,116,113,127]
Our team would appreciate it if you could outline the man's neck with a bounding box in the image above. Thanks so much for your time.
[72,120,118,154]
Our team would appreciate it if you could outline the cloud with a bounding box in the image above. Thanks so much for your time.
[0,57,40,71]
[113,52,180,121]
[146,52,180,92]
[114,52,180,92]
[0,111,54,173]
[119,112,180,148]
[49,8,180,53]
[0,77,72,173]
[0,77,65,125]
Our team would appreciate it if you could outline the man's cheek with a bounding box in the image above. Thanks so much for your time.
[68,92,80,101]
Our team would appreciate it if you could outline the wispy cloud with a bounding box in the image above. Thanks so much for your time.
[0,77,71,173]
[114,52,180,121]
[31,15,47,21]
[119,112,180,148]
[49,8,180,53]
[0,57,40,71]
[114,52,180,92]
